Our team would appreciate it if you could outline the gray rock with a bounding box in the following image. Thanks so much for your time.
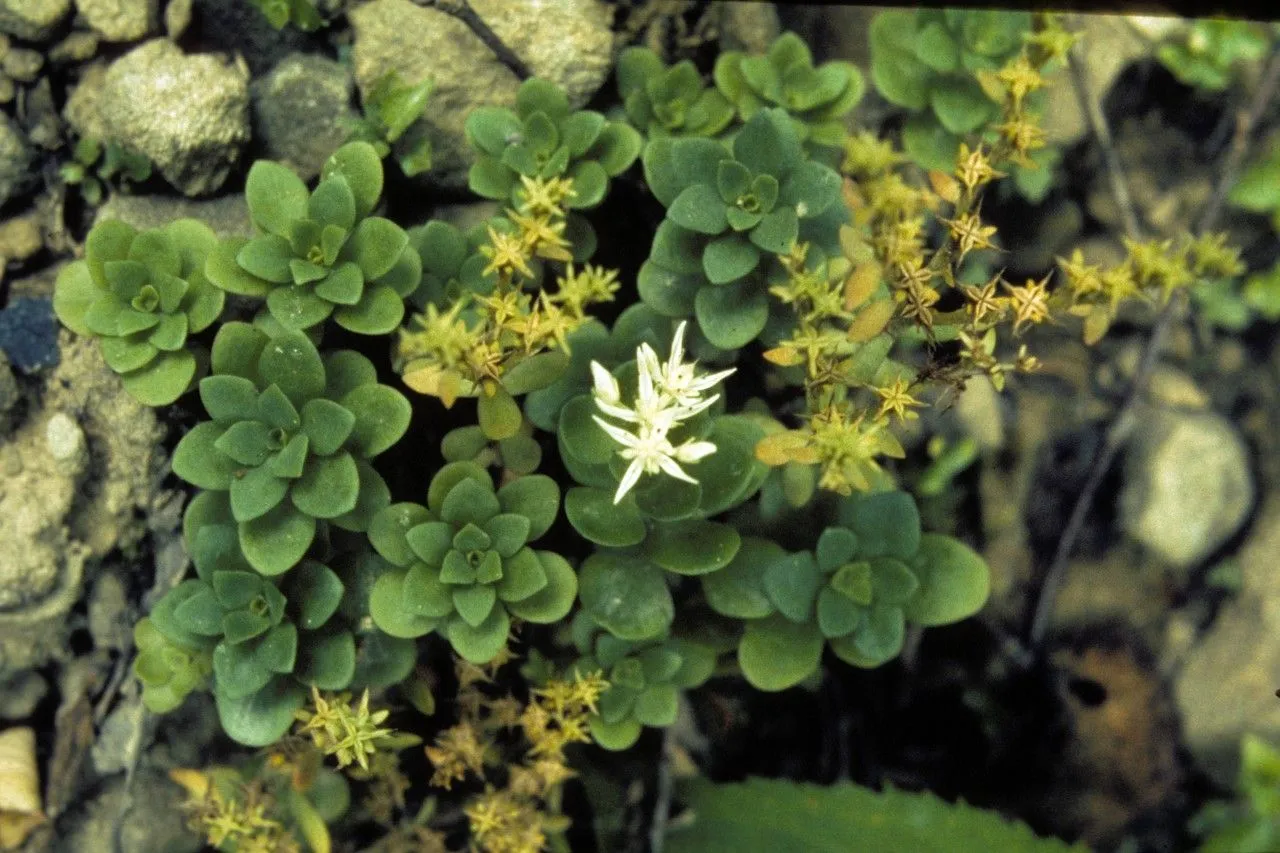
[0,213,44,263]
[0,112,34,210]
[252,53,356,181]
[96,192,252,239]
[350,0,613,189]
[2,47,44,83]
[1120,407,1253,570]
[99,39,250,196]
[0,670,47,719]
[1176,495,1280,786]
[0,0,71,41]
[75,0,157,41]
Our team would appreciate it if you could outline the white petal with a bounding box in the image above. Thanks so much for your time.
[674,440,717,463]
[590,361,621,404]
[592,415,641,448]
[657,454,699,484]
[594,398,642,423]
[669,321,688,368]
[614,460,645,504]
[689,366,736,392]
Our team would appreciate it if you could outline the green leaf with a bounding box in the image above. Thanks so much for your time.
[1229,147,1280,212]
[469,155,517,200]
[295,629,356,689]
[580,553,673,641]
[286,561,345,630]
[240,501,317,576]
[341,383,411,457]
[507,550,577,623]
[258,331,326,405]
[292,452,360,518]
[904,533,990,626]
[901,114,961,173]
[664,777,1085,853]
[915,21,961,72]
[590,715,643,751]
[702,233,760,284]
[216,678,306,747]
[466,106,523,157]
[590,121,644,175]
[121,350,197,406]
[453,583,497,628]
[634,683,679,727]
[478,386,523,440]
[732,109,802,176]
[702,537,783,620]
[347,217,408,280]
[638,260,699,317]
[314,262,364,306]
[211,321,267,379]
[502,351,570,396]
[446,607,511,663]
[427,461,492,515]
[566,161,609,209]
[651,220,707,276]
[237,235,294,284]
[930,76,997,134]
[200,375,258,422]
[172,422,238,489]
[230,465,290,522]
[497,475,560,540]
[646,520,741,576]
[368,571,438,638]
[351,631,418,689]
[245,161,308,238]
[173,587,224,636]
[301,398,356,456]
[334,284,404,335]
[817,587,862,638]
[308,176,357,231]
[669,184,730,235]
[101,337,157,373]
[323,142,384,218]
[738,614,824,691]
[52,262,101,336]
[565,487,646,547]
[763,551,821,622]
[695,277,768,349]
[749,207,797,254]
[839,491,921,559]
[559,394,618,464]
[781,161,841,218]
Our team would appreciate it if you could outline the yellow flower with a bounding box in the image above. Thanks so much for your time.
[481,225,535,280]
[1003,275,1052,334]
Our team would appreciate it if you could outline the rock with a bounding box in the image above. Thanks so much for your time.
[164,0,191,38]
[63,61,110,141]
[53,769,202,853]
[1119,407,1253,571]
[75,0,157,41]
[0,112,34,210]
[99,39,250,196]
[1176,496,1280,786]
[0,297,60,371]
[718,1,780,54]
[2,47,43,83]
[49,30,100,64]
[0,0,71,41]
[0,350,18,424]
[0,213,44,263]
[350,0,613,189]
[0,333,162,677]
[0,670,47,719]
[1040,16,1152,148]
[252,53,356,181]
[95,192,252,238]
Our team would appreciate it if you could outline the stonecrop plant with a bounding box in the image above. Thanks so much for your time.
[49,19,1194,852]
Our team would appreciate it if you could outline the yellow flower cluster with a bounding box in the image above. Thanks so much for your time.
[395,175,620,408]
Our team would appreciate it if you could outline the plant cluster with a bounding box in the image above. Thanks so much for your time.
[46,23,1185,851]
[59,135,152,206]
[1191,735,1280,852]
[869,9,1072,199]
[1156,18,1272,92]
[249,0,324,31]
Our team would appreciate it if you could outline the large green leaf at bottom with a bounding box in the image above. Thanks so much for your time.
[446,607,511,663]
[664,777,1085,853]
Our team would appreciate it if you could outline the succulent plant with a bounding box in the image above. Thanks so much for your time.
[639,107,845,349]
[405,218,498,311]
[465,77,642,212]
[1157,18,1270,92]
[133,616,212,714]
[250,0,323,31]
[205,142,420,335]
[702,491,990,691]
[869,9,1034,171]
[366,461,575,663]
[170,322,410,576]
[53,218,224,405]
[616,47,735,140]
[714,31,865,151]
[568,614,716,750]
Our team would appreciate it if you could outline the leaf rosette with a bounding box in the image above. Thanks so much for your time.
[366,462,576,663]
[53,218,224,405]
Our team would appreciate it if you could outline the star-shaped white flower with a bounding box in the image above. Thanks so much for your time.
[588,321,736,503]
[592,417,717,504]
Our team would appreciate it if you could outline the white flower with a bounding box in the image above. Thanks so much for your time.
[592,417,717,504]
[587,321,736,504]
